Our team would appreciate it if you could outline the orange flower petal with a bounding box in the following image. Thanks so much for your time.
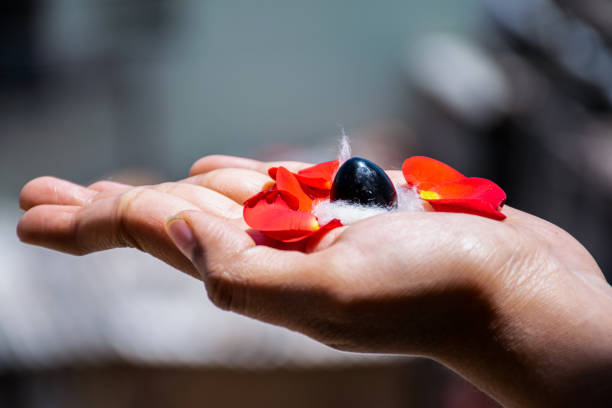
[426,198,506,220]
[268,161,338,197]
[296,160,339,190]
[432,177,506,208]
[305,218,343,247]
[423,177,506,220]
[244,189,299,211]
[402,156,464,190]
[243,190,321,242]
[275,166,314,212]
[301,184,333,199]
[267,218,343,243]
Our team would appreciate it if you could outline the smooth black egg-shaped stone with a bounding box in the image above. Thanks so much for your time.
[330,157,397,208]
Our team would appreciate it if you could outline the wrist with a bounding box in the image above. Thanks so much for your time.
[438,257,612,407]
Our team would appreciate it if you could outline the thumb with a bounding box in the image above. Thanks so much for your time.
[166,210,262,312]
[165,210,253,276]
[165,210,333,329]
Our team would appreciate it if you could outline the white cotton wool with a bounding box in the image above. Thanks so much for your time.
[397,185,425,212]
[313,184,424,226]
[313,200,389,225]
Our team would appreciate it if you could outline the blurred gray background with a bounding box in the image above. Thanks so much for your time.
[1,0,480,191]
[3,0,612,407]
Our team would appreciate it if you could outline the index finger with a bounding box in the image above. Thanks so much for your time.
[189,155,312,176]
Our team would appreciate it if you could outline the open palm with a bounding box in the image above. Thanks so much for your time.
[17,155,612,407]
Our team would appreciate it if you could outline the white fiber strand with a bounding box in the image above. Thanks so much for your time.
[337,130,352,165]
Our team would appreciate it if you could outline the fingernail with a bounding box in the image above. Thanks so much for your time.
[166,216,197,259]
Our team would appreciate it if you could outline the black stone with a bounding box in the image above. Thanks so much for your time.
[330,157,397,208]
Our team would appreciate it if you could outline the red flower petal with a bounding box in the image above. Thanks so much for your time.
[268,161,338,197]
[422,177,506,220]
[275,166,314,212]
[243,190,321,242]
[244,189,299,211]
[296,160,339,190]
[301,184,333,199]
[402,156,464,190]
[305,218,343,246]
[427,198,506,220]
[432,177,506,208]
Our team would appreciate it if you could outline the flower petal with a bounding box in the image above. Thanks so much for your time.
[432,177,506,208]
[296,160,339,190]
[275,166,314,212]
[305,218,343,246]
[426,198,506,220]
[423,177,506,220]
[402,156,464,190]
[301,184,333,200]
[243,190,321,242]
[244,189,299,211]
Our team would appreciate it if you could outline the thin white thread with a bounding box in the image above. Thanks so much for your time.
[337,130,351,165]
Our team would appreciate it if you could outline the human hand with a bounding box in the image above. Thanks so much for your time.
[17,155,612,407]
[16,157,316,279]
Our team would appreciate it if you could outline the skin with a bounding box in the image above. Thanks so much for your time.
[17,155,612,407]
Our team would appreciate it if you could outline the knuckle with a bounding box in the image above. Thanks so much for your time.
[152,182,175,194]
[113,186,150,249]
[201,256,248,313]
[204,273,236,311]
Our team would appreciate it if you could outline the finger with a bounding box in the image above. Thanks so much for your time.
[88,180,132,193]
[189,155,311,176]
[183,168,273,204]
[19,188,202,278]
[167,210,336,331]
[83,188,202,278]
[19,176,97,210]
[17,205,81,251]
[153,182,242,219]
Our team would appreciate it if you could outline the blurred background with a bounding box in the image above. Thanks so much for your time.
[3,0,612,406]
